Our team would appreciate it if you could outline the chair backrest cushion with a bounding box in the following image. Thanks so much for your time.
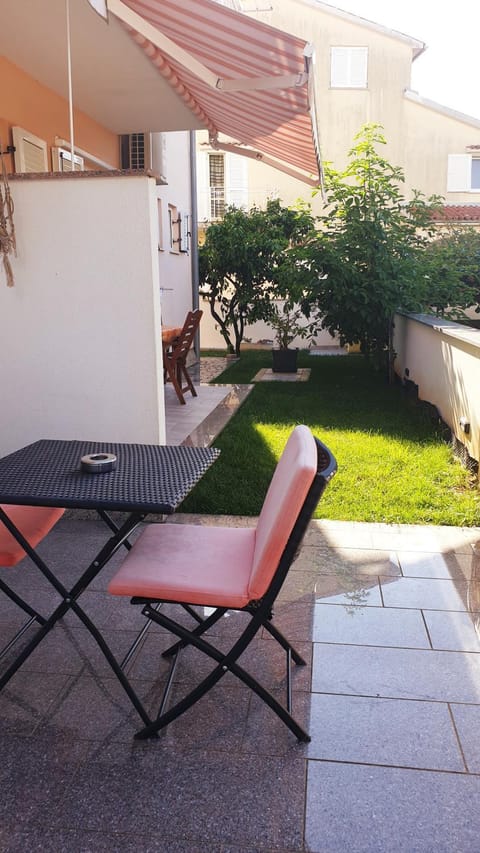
[248,425,317,600]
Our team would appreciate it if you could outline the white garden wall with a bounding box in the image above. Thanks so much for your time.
[199,296,341,350]
[393,312,480,463]
[0,173,166,456]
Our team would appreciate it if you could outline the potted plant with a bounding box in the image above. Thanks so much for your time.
[270,302,316,373]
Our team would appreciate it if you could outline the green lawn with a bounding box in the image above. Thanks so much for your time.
[181,351,480,526]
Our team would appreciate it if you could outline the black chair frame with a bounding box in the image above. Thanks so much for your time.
[127,438,337,742]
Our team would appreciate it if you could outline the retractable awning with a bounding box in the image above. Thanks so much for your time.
[1,0,321,185]
[109,0,321,185]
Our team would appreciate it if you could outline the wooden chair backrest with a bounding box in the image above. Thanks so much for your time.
[169,310,203,364]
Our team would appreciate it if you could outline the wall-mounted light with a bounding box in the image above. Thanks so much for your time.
[459,416,470,435]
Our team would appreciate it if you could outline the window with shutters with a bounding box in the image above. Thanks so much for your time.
[330,47,368,89]
[209,154,225,219]
[168,203,181,252]
[52,147,84,172]
[447,154,480,192]
[12,127,48,173]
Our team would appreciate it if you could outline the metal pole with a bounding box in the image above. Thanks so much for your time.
[65,0,76,169]
[189,131,201,358]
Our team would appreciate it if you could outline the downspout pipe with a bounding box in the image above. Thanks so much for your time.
[189,131,200,359]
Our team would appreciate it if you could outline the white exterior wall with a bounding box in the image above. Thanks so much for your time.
[200,297,341,350]
[157,132,194,328]
[0,174,166,456]
[393,313,480,463]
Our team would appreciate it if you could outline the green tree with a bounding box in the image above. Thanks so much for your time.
[422,226,480,318]
[304,124,465,377]
[199,199,316,356]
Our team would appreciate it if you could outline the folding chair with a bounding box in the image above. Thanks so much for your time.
[163,309,203,404]
[108,425,337,741]
[0,505,65,662]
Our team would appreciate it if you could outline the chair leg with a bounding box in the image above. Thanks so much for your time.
[177,361,197,398]
[262,618,307,665]
[164,356,186,404]
[134,603,310,742]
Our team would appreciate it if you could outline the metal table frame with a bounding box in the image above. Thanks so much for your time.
[0,439,219,727]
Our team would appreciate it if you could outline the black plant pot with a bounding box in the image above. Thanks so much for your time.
[271,348,298,373]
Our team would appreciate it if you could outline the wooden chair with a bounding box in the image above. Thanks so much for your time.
[0,505,65,662]
[163,309,203,404]
[108,425,337,741]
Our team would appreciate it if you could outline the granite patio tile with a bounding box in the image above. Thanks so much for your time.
[312,603,430,648]
[315,577,382,607]
[450,703,480,773]
[294,546,401,577]
[56,751,306,850]
[241,689,311,756]
[423,610,480,652]
[397,550,467,579]
[307,693,464,770]
[33,674,154,742]
[0,733,91,832]
[305,761,480,853]
[312,643,480,703]
[379,576,470,611]
[0,671,72,736]
[0,829,225,853]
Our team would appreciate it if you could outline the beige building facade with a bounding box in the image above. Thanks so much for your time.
[197,0,480,225]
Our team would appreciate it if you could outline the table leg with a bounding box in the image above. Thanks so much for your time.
[0,508,152,727]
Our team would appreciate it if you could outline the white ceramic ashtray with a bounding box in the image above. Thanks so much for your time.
[80,452,117,473]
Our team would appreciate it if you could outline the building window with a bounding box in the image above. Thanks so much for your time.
[330,47,368,89]
[51,147,84,172]
[447,154,480,192]
[209,154,225,220]
[472,159,480,190]
[168,204,181,252]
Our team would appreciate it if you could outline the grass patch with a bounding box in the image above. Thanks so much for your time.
[182,351,480,526]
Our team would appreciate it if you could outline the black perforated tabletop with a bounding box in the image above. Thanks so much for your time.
[0,440,220,513]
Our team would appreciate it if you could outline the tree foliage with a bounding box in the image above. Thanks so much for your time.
[199,199,316,355]
[304,125,439,371]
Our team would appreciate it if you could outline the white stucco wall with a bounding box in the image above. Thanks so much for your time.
[199,296,341,350]
[157,132,194,328]
[393,312,480,463]
[0,173,166,456]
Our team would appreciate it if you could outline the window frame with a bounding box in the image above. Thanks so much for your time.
[330,46,368,90]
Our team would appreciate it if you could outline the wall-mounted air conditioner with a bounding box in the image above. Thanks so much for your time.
[120,132,167,182]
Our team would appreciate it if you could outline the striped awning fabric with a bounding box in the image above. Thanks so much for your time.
[108,0,321,185]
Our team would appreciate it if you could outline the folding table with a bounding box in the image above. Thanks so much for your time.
[0,438,219,726]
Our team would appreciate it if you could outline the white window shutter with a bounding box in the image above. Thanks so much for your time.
[52,147,84,172]
[225,154,248,209]
[447,154,471,192]
[12,126,48,173]
[331,47,367,88]
[331,48,349,87]
[350,48,368,88]
[196,151,210,223]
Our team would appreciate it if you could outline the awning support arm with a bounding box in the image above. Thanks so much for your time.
[209,138,318,188]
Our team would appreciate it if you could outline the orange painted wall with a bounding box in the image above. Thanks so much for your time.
[0,57,120,171]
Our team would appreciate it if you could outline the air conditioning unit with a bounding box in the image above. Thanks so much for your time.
[120,133,167,181]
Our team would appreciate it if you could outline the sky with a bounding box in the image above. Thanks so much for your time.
[326,0,479,120]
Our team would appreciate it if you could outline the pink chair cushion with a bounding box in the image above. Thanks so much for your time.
[248,426,317,600]
[108,425,317,609]
[0,505,65,567]
[108,523,256,608]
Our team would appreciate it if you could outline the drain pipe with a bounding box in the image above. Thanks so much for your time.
[189,131,201,359]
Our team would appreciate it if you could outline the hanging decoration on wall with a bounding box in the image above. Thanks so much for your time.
[0,144,16,287]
